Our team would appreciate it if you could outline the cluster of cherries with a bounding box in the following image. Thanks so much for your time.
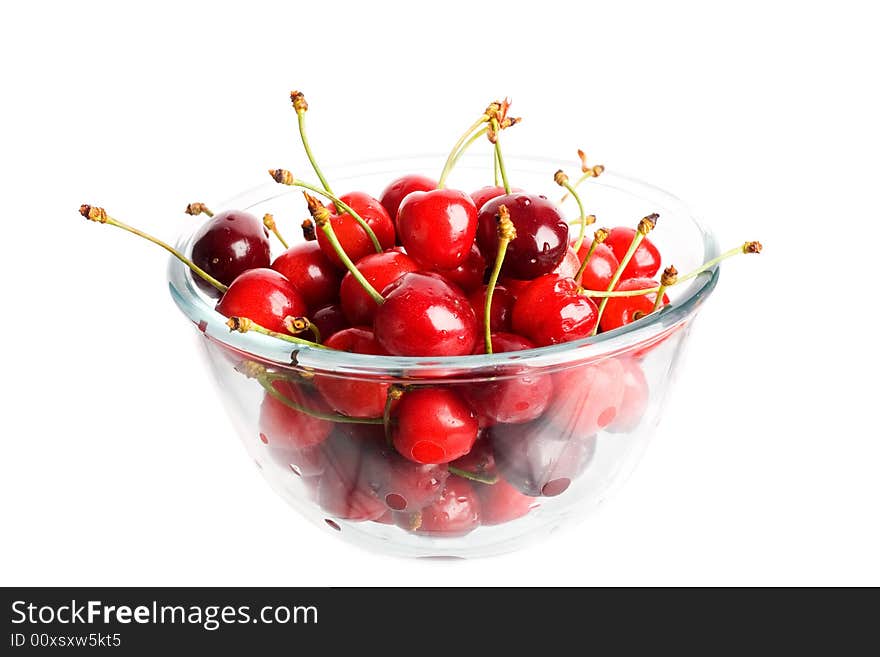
[80,94,759,536]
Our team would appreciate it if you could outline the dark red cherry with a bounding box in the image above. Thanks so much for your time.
[271,241,340,310]
[498,276,532,302]
[394,477,481,537]
[470,185,524,212]
[476,477,536,525]
[546,358,626,436]
[604,227,662,279]
[477,193,569,280]
[396,189,478,270]
[315,191,396,269]
[490,422,597,497]
[597,277,669,332]
[366,448,450,513]
[311,303,349,339]
[572,241,619,290]
[191,210,271,294]
[339,250,418,325]
[392,388,479,464]
[216,268,306,333]
[467,333,553,425]
[258,379,333,451]
[467,285,514,333]
[606,358,650,433]
[449,439,495,480]
[315,328,390,418]
[435,242,486,293]
[511,274,598,346]
[373,272,478,357]
[378,174,437,230]
[317,432,387,522]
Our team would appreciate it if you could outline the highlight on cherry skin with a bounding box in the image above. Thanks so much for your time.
[76,91,761,551]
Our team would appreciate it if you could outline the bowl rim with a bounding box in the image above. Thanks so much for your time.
[168,154,720,376]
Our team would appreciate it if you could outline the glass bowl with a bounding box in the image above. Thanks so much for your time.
[168,154,719,558]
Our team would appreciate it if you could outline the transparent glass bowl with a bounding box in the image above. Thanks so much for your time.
[168,154,719,558]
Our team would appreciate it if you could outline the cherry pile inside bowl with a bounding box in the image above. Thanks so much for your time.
[79,93,760,537]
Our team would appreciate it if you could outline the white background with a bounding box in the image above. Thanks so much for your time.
[1,0,877,586]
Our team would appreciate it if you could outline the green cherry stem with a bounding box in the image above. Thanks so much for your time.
[448,465,499,485]
[290,90,340,212]
[78,204,228,293]
[554,170,593,252]
[302,191,385,305]
[269,169,382,253]
[449,126,490,171]
[574,227,609,283]
[438,112,492,188]
[493,147,500,186]
[484,204,516,354]
[560,150,605,203]
[262,213,289,250]
[226,316,329,349]
[490,118,511,194]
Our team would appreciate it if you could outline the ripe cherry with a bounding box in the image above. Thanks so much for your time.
[310,303,349,340]
[449,439,496,481]
[191,210,271,293]
[216,268,306,333]
[315,191,396,269]
[511,274,598,346]
[597,277,669,332]
[373,272,478,357]
[572,241,619,290]
[604,227,662,279]
[271,241,341,310]
[258,379,333,451]
[468,285,514,333]
[339,250,418,325]
[476,478,536,525]
[546,358,626,436]
[396,189,478,270]
[367,449,450,513]
[552,246,582,280]
[317,437,387,522]
[378,174,437,229]
[607,358,650,433]
[392,388,479,464]
[315,328,390,418]
[435,242,486,293]
[395,477,481,537]
[477,193,569,280]
[471,185,518,211]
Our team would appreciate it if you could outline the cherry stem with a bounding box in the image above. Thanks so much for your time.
[493,147,500,186]
[449,126,490,171]
[560,165,605,203]
[438,114,491,188]
[302,191,385,305]
[185,202,214,218]
[78,205,228,293]
[269,170,381,253]
[290,91,340,213]
[383,385,404,447]
[554,170,592,251]
[227,316,328,349]
[283,315,322,343]
[448,465,499,485]
[491,118,511,194]
[262,213,289,249]
[574,228,609,283]
[484,205,516,354]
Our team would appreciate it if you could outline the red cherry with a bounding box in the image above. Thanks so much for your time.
[449,439,495,480]
[572,241,619,290]
[394,477,481,536]
[392,388,479,464]
[477,193,569,280]
[498,276,532,302]
[317,433,386,521]
[511,274,598,346]
[476,477,536,525]
[191,210,271,293]
[339,250,418,325]
[607,358,650,433]
[258,379,333,451]
[367,449,450,513]
[373,272,478,357]
[271,241,341,310]
[546,358,626,436]
[435,242,487,293]
[378,174,437,230]
[310,303,349,340]
[216,268,306,333]
[315,328,390,418]
[396,189,478,270]
[467,333,553,425]
[604,227,662,279]
[315,191,396,269]
[552,246,581,280]
[597,277,669,332]
[467,285,514,333]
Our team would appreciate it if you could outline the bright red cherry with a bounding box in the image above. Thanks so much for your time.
[467,285,514,333]
[498,276,532,302]
[339,250,418,325]
[216,268,306,333]
[546,358,626,436]
[395,477,481,536]
[467,333,553,425]
[597,277,669,332]
[477,193,569,280]
[271,241,340,310]
[477,477,536,525]
[435,242,486,293]
[572,241,619,290]
[315,191,396,269]
[258,379,333,451]
[191,210,271,294]
[511,274,598,346]
[378,174,437,230]
[392,388,479,464]
[310,303,349,340]
[604,227,662,279]
[607,358,650,433]
[315,328,390,418]
[373,272,478,357]
[396,189,478,270]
